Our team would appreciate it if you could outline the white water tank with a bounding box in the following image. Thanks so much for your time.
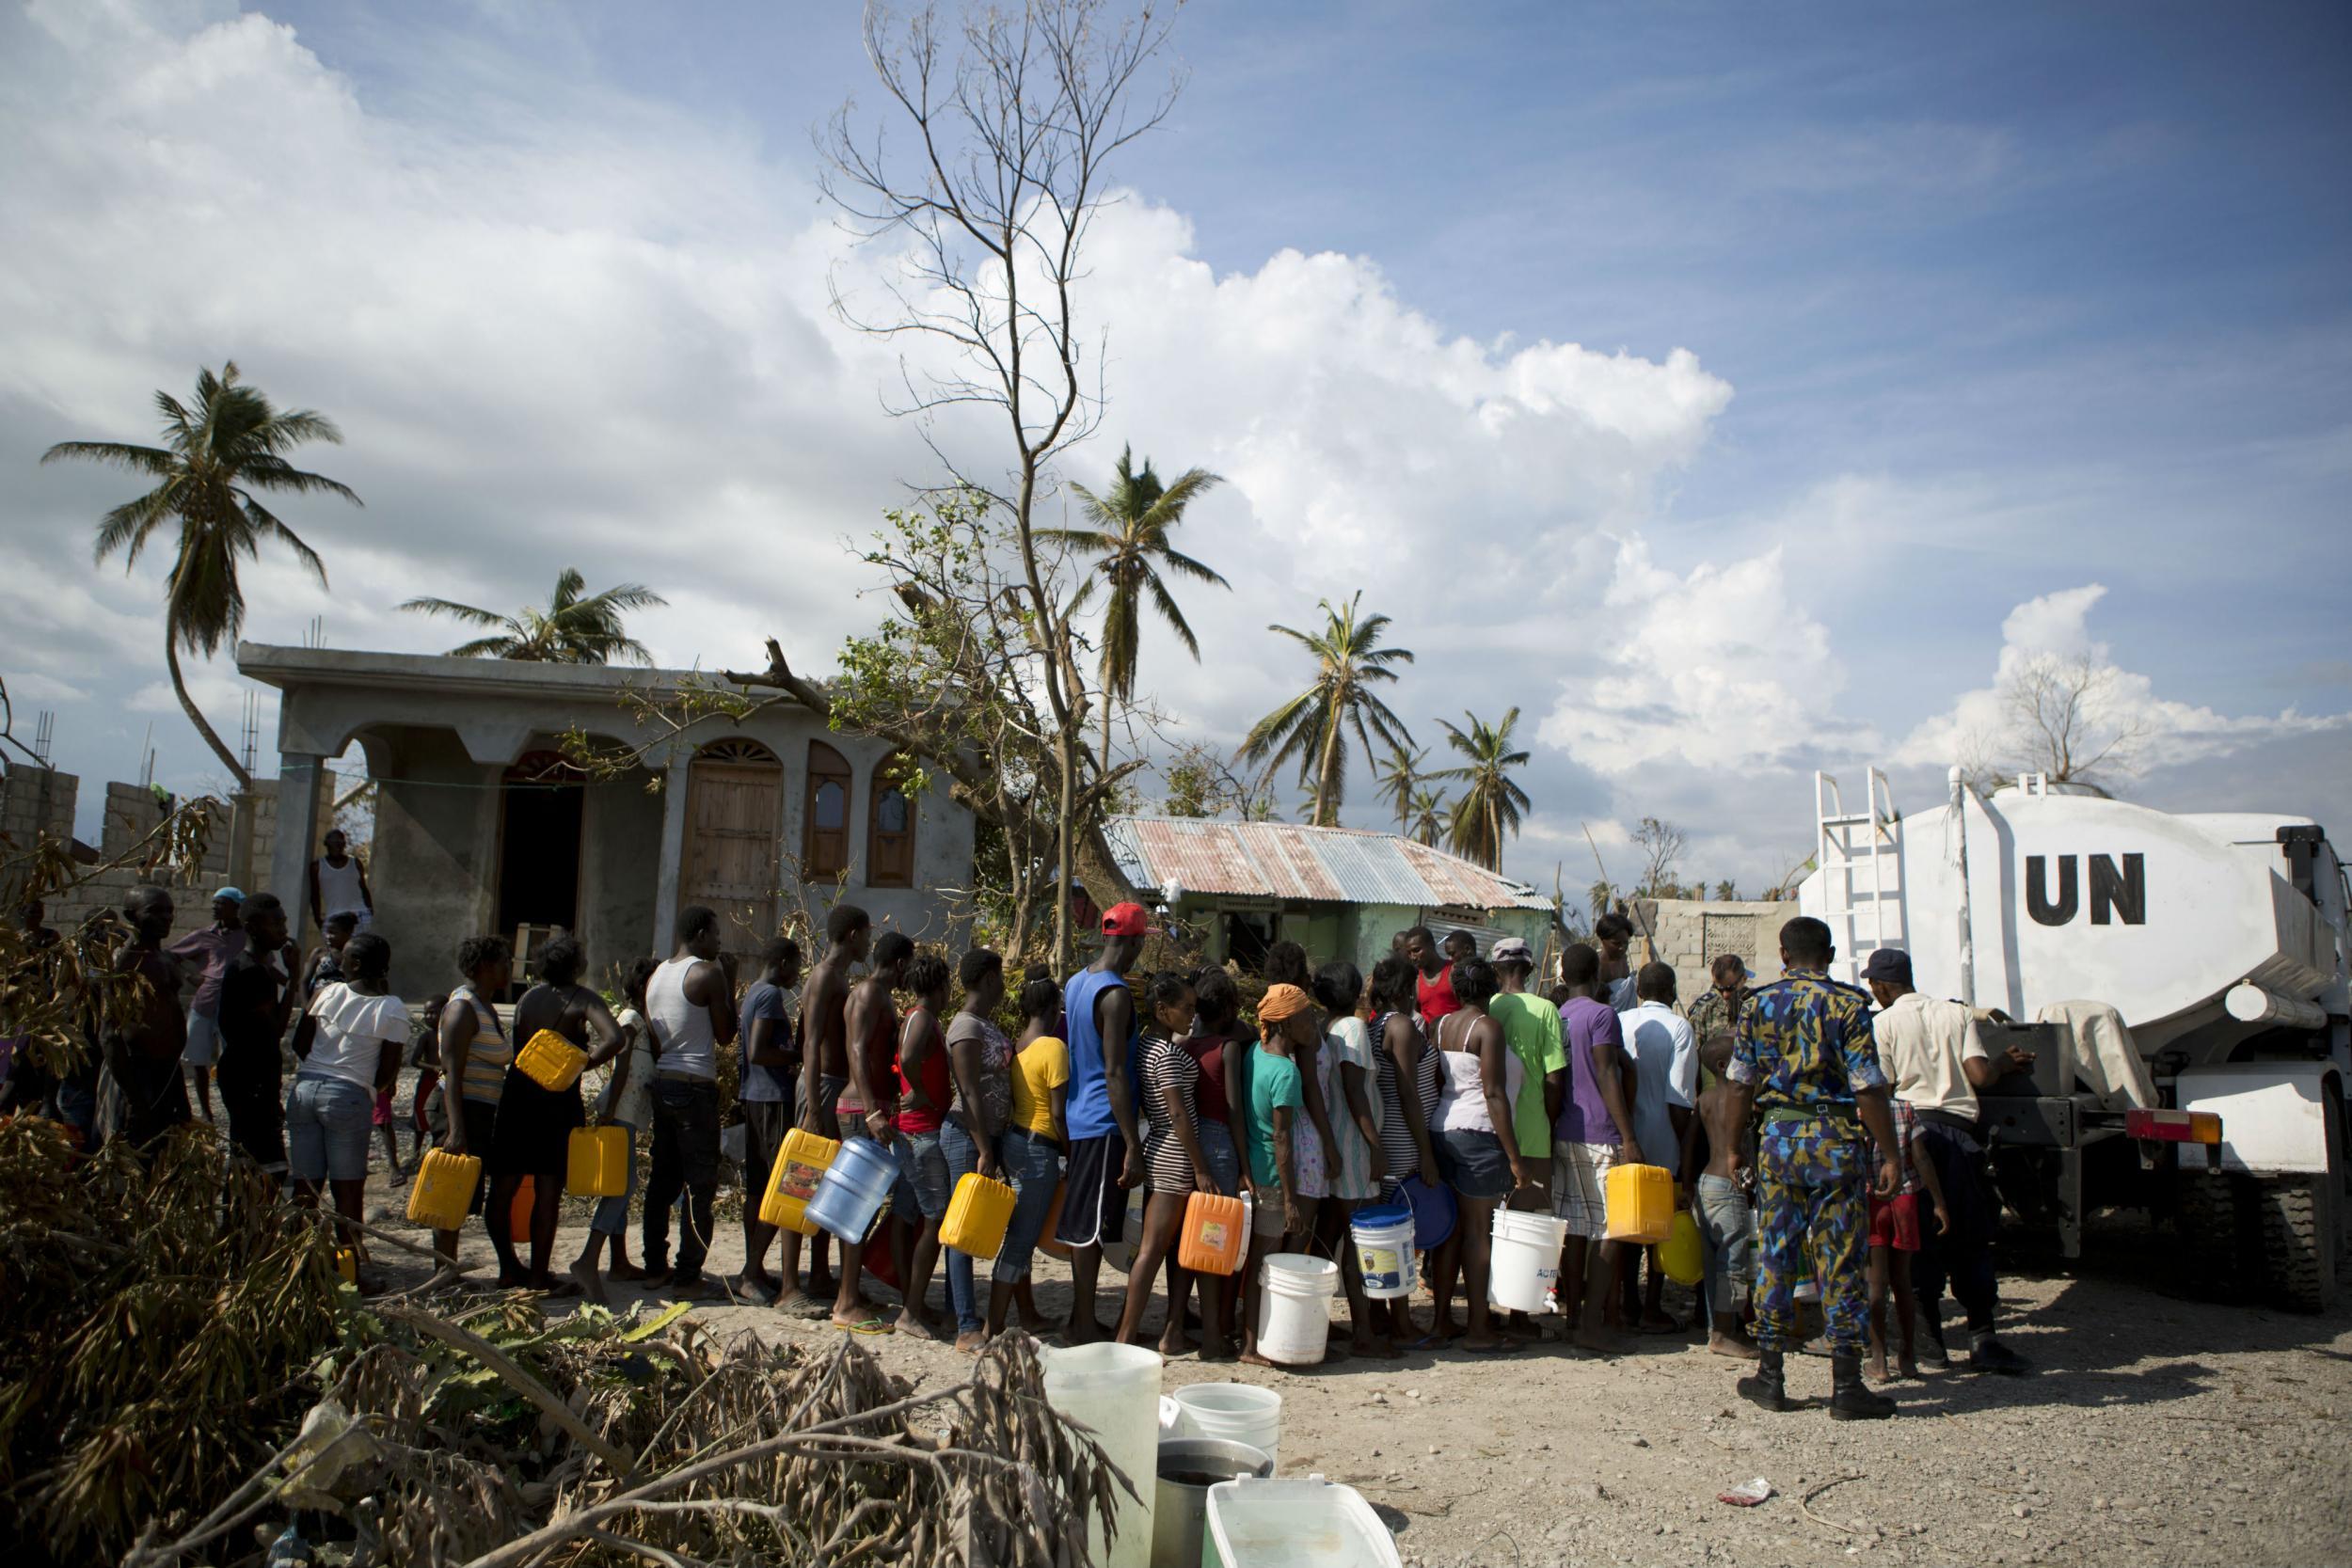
[1799,784,2344,1065]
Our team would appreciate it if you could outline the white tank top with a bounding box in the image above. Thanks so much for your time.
[1430,1010,1524,1134]
[647,955,716,1080]
[315,854,367,916]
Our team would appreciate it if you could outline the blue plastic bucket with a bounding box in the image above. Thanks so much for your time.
[807,1135,902,1243]
[1397,1174,1456,1251]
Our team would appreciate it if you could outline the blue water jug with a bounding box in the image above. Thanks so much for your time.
[806,1135,902,1243]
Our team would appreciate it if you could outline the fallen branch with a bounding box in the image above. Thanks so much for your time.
[377,1303,634,1478]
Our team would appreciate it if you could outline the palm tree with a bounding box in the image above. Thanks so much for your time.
[1237,592,1415,827]
[1373,742,1429,836]
[44,362,358,791]
[1407,786,1448,847]
[402,568,666,665]
[1040,445,1229,762]
[1438,707,1532,870]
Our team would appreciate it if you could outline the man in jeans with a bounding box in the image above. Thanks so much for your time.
[1861,947,2033,1375]
[643,906,736,1298]
[732,935,803,1305]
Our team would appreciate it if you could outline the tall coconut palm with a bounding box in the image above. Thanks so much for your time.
[1438,707,1532,870]
[1373,742,1430,837]
[401,568,666,665]
[1039,445,1229,762]
[44,362,358,791]
[1407,786,1449,847]
[1236,592,1415,827]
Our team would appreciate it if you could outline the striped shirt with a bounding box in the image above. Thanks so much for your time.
[451,983,511,1105]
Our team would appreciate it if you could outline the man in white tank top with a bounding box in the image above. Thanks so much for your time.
[308,829,373,933]
[642,905,736,1297]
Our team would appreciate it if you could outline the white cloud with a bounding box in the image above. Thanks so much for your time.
[1898,582,2352,777]
[1536,535,1852,774]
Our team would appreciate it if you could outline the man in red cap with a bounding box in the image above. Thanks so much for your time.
[1051,901,1152,1342]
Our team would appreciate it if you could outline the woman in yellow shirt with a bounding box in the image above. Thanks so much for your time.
[987,974,1069,1338]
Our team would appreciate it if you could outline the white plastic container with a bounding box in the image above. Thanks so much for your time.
[1348,1203,1417,1300]
[1253,1253,1338,1366]
[1169,1382,1284,1471]
[1101,1183,1150,1273]
[1202,1477,1404,1568]
[1042,1341,1164,1568]
[1487,1209,1566,1314]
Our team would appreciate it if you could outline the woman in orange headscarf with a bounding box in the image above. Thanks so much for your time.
[1238,982,1330,1368]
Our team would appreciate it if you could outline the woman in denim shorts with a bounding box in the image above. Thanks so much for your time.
[286,932,409,1289]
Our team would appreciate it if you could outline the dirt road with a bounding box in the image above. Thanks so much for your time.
[371,1189,2351,1567]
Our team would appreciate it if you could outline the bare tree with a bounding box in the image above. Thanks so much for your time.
[1964,653,2149,797]
[1631,816,1686,898]
[818,0,1184,970]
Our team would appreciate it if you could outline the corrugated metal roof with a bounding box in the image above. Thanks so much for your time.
[1104,816,1553,912]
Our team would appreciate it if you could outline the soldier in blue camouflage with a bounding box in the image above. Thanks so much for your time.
[1724,916,1904,1419]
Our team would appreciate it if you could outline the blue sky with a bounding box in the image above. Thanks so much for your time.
[2,0,2346,889]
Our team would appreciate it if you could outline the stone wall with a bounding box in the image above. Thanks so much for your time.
[1632,897,1794,1004]
[1,762,327,943]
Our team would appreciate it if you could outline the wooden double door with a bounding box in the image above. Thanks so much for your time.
[681,740,782,953]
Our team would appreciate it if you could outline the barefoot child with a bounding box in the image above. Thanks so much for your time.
[1239,983,1318,1369]
[572,958,657,1296]
[1120,973,1232,1356]
[1686,1033,1758,1359]
[1867,1095,1952,1381]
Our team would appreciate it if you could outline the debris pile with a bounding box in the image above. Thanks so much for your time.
[0,1118,1127,1566]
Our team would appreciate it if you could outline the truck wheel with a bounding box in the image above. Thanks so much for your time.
[2255,1098,2344,1313]
[2178,1169,2252,1295]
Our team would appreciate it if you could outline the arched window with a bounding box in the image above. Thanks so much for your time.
[803,740,851,879]
[868,752,916,888]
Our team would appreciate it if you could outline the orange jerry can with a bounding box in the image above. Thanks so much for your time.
[406,1148,482,1229]
[1177,1190,1248,1276]
[515,1029,588,1093]
[508,1175,537,1242]
[1038,1180,1073,1259]
[940,1172,1016,1259]
[1604,1162,1674,1244]
[758,1128,840,1235]
[567,1124,629,1196]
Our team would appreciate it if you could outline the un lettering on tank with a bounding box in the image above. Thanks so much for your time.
[2026,853,2146,927]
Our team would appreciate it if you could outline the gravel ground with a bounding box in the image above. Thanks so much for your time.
[359,1148,2352,1568]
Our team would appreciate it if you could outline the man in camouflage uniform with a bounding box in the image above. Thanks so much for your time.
[1725,917,1903,1419]
[1685,954,1753,1090]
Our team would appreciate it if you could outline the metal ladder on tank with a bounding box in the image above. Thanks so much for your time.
[1813,768,1906,986]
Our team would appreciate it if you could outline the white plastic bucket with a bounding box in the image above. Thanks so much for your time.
[1100,1183,1150,1274]
[1349,1205,1417,1300]
[1488,1209,1566,1314]
[1203,1477,1405,1567]
[1042,1341,1164,1568]
[1170,1382,1284,1472]
[1253,1253,1338,1367]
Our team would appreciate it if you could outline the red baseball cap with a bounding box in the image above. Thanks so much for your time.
[1101,901,1156,938]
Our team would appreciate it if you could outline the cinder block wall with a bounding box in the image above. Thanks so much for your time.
[1634,898,1792,1006]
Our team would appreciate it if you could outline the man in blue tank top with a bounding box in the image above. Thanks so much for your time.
[1052,901,1152,1342]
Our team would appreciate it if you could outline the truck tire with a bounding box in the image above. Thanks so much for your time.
[2254,1098,2344,1313]
[2178,1169,2252,1295]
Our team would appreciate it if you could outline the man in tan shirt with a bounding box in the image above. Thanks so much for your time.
[1862,949,2032,1375]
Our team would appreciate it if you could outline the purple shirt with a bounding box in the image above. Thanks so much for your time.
[167,926,247,1017]
[1554,996,1629,1146]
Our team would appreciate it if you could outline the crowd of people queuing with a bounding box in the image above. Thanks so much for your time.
[2,834,2037,1416]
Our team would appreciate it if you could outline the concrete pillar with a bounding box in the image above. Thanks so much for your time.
[272,752,325,933]
[649,747,693,954]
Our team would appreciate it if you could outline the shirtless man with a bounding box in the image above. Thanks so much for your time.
[832,927,912,1330]
[796,902,871,1306]
[103,885,194,1149]
[1683,1033,1758,1358]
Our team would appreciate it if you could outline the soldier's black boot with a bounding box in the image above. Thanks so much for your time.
[1737,1347,1788,1412]
[1829,1350,1897,1420]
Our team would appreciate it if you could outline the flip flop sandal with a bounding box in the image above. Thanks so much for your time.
[837,1319,895,1336]
[1461,1338,1522,1354]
